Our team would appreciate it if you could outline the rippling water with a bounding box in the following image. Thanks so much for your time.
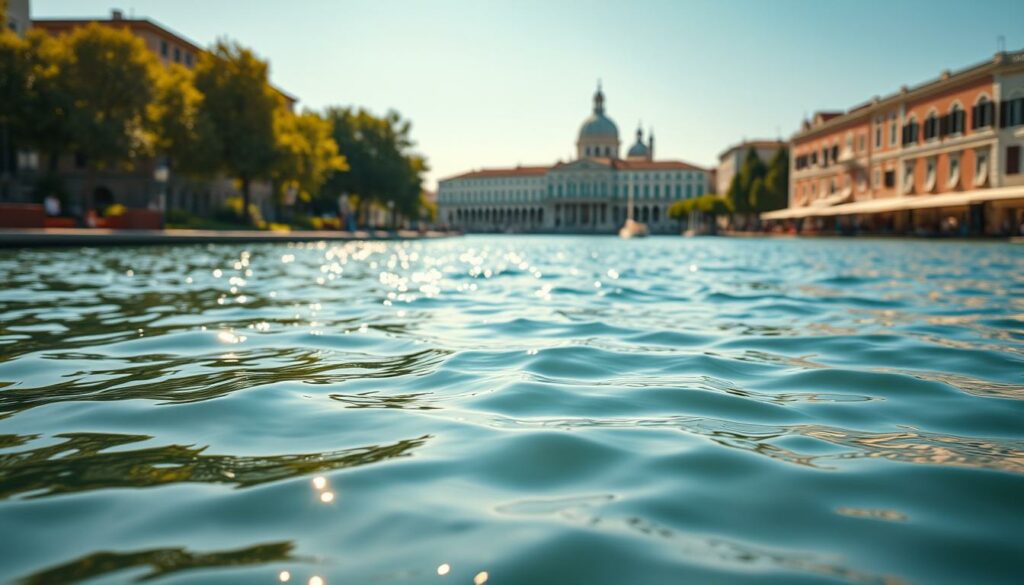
[1,235,1023,585]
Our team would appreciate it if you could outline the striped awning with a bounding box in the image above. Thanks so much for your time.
[762,186,1024,220]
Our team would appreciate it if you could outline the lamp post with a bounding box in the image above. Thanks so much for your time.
[387,199,395,231]
[153,161,170,211]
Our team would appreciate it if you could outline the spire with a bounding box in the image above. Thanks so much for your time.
[648,127,655,161]
[593,81,605,115]
[636,121,643,142]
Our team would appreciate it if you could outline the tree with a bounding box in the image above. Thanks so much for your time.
[151,63,219,178]
[273,109,347,212]
[61,24,161,205]
[727,148,767,226]
[669,193,734,234]
[194,40,281,223]
[0,29,28,197]
[320,107,427,226]
[7,30,75,198]
[762,148,790,212]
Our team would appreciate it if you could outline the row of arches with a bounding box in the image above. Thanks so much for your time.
[449,207,545,229]
[446,204,673,232]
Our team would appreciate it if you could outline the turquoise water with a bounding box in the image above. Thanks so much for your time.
[0,235,1022,585]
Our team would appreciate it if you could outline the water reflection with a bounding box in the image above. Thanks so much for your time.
[0,433,430,499]
[0,347,450,417]
[18,541,298,584]
[1,238,1023,584]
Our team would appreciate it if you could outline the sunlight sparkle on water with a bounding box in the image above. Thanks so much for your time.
[436,563,450,576]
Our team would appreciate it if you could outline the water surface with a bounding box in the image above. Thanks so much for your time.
[1,236,1022,584]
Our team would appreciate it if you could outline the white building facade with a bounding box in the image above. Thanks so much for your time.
[438,86,711,234]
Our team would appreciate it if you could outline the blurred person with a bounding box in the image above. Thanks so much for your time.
[44,195,61,217]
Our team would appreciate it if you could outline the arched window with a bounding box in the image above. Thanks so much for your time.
[652,206,660,223]
[903,116,920,145]
[923,110,939,141]
[948,102,965,135]
[972,95,993,129]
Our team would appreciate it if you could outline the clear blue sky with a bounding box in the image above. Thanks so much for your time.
[31,0,1024,189]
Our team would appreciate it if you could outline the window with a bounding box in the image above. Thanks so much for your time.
[903,160,915,193]
[1008,145,1021,175]
[873,167,881,188]
[902,118,919,146]
[948,153,961,188]
[924,157,936,191]
[1002,97,1024,128]
[923,113,939,141]
[947,104,965,136]
[972,96,994,129]
[875,118,883,148]
[884,170,895,188]
[889,114,898,146]
[174,47,181,62]
[161,41,168,57]
[975,149,989,185]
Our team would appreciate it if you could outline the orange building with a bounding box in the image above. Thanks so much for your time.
[769,49,1024,236]
[20,10,297,218]
[32,10,297,110]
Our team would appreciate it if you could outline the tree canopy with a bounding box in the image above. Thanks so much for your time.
[273,109,348,205]
[727,147,789,216]
[0,26,429,226]
[193,40,283,221]
[669,193,734,218]
[320,107,428,220]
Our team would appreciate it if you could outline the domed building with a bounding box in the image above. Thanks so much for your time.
[438,85,711,234]
[626,125,654,161]
[576,85,621,159]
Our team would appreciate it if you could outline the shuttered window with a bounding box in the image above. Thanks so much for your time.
[1007,145,1021,175]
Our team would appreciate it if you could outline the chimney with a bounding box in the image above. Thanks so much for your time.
[111,9,124,20]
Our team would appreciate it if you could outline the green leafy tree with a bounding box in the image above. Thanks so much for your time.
[320,107,427,226]
[0,29,28,197]
[9,30,75,194]
[62,23,161,204]
[151,63,219,178]
[762,148,790,212]
[273,109,347,211]
[727,148,767,225]
[669,193,733,234]
[194,40,281,223]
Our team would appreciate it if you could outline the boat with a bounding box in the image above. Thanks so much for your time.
[619,218,648,238]
[619,188,648,238]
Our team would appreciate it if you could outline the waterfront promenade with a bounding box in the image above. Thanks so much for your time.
[0,228,456,248]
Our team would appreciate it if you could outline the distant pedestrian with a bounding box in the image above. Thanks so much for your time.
[44,195,61,217]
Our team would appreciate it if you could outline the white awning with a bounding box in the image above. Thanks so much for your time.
[811,188,853,207]
[762,186,1024,220]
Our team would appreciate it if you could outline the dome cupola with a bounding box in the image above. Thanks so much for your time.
[627,125,651,160]
[576,82,620,159]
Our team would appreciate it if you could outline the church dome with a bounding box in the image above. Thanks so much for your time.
[626,125,652,160]
[579,113,619,140]
[627,140,649,158]
[578,86,619,142]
